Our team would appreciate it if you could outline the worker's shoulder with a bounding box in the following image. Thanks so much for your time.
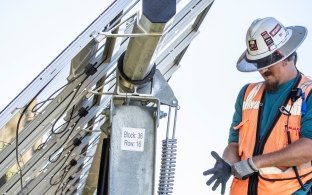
[242,82,263,89]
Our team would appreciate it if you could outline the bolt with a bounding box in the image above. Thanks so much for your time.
[159,111,167,119]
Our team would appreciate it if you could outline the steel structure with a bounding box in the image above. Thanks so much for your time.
[0,0,214,194]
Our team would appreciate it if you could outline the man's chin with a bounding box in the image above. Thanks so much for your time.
[265,81,278,92]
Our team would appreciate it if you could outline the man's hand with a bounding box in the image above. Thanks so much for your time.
[203,151,231,195]
[231,157,258,179]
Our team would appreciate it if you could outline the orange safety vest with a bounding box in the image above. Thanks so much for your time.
[230,75,312,195]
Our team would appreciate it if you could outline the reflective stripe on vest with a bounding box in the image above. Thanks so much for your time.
[230,75,312,195]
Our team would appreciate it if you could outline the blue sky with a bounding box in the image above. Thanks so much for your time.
[0,0,312,194]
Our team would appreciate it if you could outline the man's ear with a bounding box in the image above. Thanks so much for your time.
[282,60,288,67]
[283,59,295,67]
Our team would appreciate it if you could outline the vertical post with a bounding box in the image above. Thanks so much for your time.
[108,96,159,195]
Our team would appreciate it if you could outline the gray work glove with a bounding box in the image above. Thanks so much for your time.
[203,151,231,195]
[231,158,259,179]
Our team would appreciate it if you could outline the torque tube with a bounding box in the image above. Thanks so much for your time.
[121,0,176,84]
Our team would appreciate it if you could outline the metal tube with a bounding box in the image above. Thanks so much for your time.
[121,0,176,82]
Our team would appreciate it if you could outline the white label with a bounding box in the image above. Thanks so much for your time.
[121,127,145,152]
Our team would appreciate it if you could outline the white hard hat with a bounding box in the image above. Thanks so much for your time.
[236,17,307,72]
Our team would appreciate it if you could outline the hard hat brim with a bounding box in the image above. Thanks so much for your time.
[236,26,307,72]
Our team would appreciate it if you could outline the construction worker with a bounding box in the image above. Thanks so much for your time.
[203,17,312,195]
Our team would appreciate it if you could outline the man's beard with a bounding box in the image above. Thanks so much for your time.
[265,80,278,92]
[263,71,278,92]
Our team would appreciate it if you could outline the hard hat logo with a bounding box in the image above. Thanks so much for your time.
[270,23,282,37]
[261,31,275,51]
[248,40,258,51]
[236,17,307,72]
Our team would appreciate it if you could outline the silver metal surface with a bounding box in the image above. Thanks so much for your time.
[0,0,215,194]
[152,70,178,106]
[0,0,138,129]
[123,14,166,81]
[109,95,159,195]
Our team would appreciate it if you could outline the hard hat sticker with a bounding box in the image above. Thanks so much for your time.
[261,31,275,50]
[249,40,258,51]
[270,24,282,37]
